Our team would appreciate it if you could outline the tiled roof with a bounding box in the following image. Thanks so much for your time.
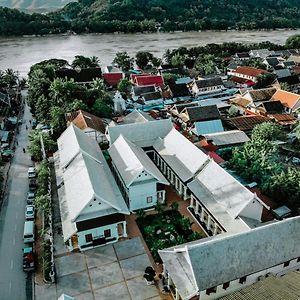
[185,105,221,122]
[195,77,223,89]
[261,100,284,113]
[168,83,190,98]
[71,110,106,134]
[235,52,250,58]
[132,85,156,97]
[245,87,277,102]
[265,57,280,67]
[234,66,267,77]
[226,115,270,131]
[271,90,300,109]
[277,74,300,85]
[268,114,297,122]
[170,102,198,114]
[135,75,164,87]
[230,76,255,86]
[230,97,251,108]
[141,91,162,102]
[102,73,123,87]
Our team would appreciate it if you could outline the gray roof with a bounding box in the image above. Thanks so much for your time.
[160,216,300,297]
[108,118,173,147]
[195,77,224,89]
[153,128,209,182]
[132,85,156,97]
[204,130,250,146]
[108,135,168,187]
[275,68,292,78]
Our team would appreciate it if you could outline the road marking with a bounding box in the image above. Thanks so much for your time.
[10,260,13,270]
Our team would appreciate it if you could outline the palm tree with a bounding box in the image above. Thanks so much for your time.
[90,56,100,68]
[3,68,19,87]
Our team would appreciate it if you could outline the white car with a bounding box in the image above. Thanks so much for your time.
[25,205,34,220]
[28,167,36,178]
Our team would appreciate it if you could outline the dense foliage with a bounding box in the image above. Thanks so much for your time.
[3,0,300,35]
[27,56,113,137]
[229,122,300,210]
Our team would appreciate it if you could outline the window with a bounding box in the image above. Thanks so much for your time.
[284,261,290,267]
[85,234,92,243]
[147,196,153,203]
[104,229,111,237]
[239,276,247,284]
[206,287,217,295]
[223,282,230,290]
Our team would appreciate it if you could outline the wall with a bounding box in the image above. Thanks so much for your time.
[198,257,300,300]
[78,198,112,221]
[129,171,158,210]
[239,198,264,221]
[77,222,119,251]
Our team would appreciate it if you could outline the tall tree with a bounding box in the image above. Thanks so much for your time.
[113,52,134,71]
[135,51,153,69]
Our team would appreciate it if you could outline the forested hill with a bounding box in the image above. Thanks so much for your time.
[2,0,300,36]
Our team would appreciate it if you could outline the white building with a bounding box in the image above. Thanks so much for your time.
[159,216,300,300]
[109,135,169,211]
[54,124,129,251]
[190,77,225,96]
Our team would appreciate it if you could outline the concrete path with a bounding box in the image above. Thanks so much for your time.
[0,99,33,300]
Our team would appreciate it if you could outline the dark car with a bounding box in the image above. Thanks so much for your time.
[29,179,37,192]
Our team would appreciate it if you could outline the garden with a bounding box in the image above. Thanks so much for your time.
[136,203,203,263]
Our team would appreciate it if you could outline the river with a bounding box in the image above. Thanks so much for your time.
[0,29,300,77]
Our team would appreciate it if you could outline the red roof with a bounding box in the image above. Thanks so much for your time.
[233,66,267,77]
[103,73,123,87]
[130,73,151,81]
[230,76,255,86]
[208,151,225,164]
[135,75,164,87]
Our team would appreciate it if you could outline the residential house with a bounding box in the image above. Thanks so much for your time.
[54,124,129,251]
[229,97,251,114]
[136,91,164,110]
[190,77,225,96]
[102,66,124,87]
[268,114,297,126]
[271,90,300,113]
[66,110,107,143]
[255,100,284,116]
[204,130,250,148]
[229,67,268,83]
[133,74,164,88]
[225,115,270,134]
[132,85,156,99]
[233,53,250,61]
[179,105,223,135]
[169,102,199,118]
[55,67,102,84]
[109,110,154,127]
[108,135,169,210]
[159,216,300,300]
[166,83,191,101]
[175,77,193,85]
[276,75,300,90]
[249,49,272,59]
[263,57,280,70]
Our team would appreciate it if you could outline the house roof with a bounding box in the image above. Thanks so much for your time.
[265,57,280,67]
[194,77,224,89]
[141,91,162,102]
[226,115,270,131]
[271,90,300,109]
[108,118,173,147]
[135,75,164,87]
[132,85,156,97]
[275,68,291,78]
[249,49,271,58]
[193,119,224,136]
[204,130,250,146]
[153,128,209,182]
[235,52,250,58]
[233,66,267,77]
[69,110,106,134]
[220,271,300,300]
[230,76,255,86]
[168,83,190,98]
[169,102,198,115]
[56,124,129,241]
[277,74,300,86]
[230,97,251,108]
[268,113,297,124]
[102,73,123,87]
[185,105,220,122]
[160,216,300,298]
[243,87,277,102]
[260,100,284,114]
[55,67,102,83]
[110,110,154,126]
[108,135,168,187]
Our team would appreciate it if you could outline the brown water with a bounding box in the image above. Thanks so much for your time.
[0,29,299,77]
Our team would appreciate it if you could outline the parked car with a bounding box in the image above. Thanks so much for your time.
[26,191,35,204]
[25,205,34,220]
[23,245,34,271]
[28,167,36,178]
[31,119,37,129]
[292,157,300,165]
[29,179,37,192]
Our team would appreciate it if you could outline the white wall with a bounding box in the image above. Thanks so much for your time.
[199,258,300,300]
[239,199,263,221]
[129,171,158,210]
[77,222,119,251]
[78,198,112,221]
[83,128,107,143]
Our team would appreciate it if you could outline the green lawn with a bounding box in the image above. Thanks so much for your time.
[136,209,203,262]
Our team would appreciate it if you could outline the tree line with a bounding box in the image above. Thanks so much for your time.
[3,0,300,36]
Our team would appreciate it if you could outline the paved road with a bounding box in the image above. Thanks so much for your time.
[0,99,33,300]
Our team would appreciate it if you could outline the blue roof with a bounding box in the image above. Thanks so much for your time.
[194,119,224,135]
